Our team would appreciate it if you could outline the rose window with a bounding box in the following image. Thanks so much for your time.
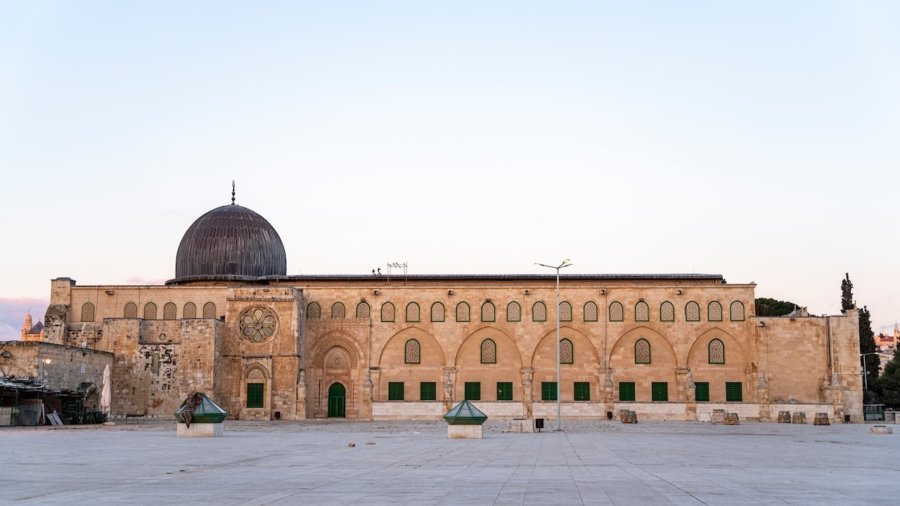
[240,307,278,342]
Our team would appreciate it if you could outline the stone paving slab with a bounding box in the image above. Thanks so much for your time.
[3,420,899,505]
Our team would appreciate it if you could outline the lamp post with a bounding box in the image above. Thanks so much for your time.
[860,352,879,392]
[535,259,572,431]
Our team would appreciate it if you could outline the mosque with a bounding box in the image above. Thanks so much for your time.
[34,196,864,422]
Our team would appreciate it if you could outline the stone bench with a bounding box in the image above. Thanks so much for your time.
[813,413,830,426]
[792,412,807,424]
[621,410,638,424]
[724,413,740,425]
[711,409,727,424]
[777,411,792,423]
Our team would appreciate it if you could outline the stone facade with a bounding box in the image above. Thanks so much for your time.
[0,341,113,395]
[38,274,864,422]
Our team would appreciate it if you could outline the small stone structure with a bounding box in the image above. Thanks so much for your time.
[175,392,227,438]
[724,413,740,425]
[622,410,638,424]
[443,400,487,439]
[813,413,830,426]
[869,425,893,435]
[777,411,792,423]
[792,412,807,424]
[711,409,726,424]
[504,418,533,433]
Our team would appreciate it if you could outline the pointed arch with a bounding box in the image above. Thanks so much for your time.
[685,301,700,322]
[331,302,346,319]
[532,301,547,322]
[480,338,497,364]
[507,301,521,322]
[608,301,624,322]
[729,301,745,321]
[380,302,395,322]
[659,301,675,322]
[81,302,95,322]
[404,339,421,364]
[559,301,572,322]
[634,338,651,364]
[708,301,723,322]
[356,301,371,319]
[559,338,574,364]
[431,302,445,322]
[163,302,177,320]
[405,302,420,322]
[708,338,725,364]
[307,302,321,319]
[481,301,496,322]
[456,302,470,322]
[635,301,649,322]
[583,301,598,322]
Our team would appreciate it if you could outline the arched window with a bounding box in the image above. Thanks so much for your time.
[123,302,137,319]
[456,302,470,322]
[481,301,495,322]
[183,302,197,319]
[431,302,445,322]
[144,302,157,320]
[708,339,725,364]
[559,301,572,322]
[660,301,675,322]
[708,301,723,322]
[635,301,649,322]
[560,338,574,364]
[404,339,421,364]
[81,302,95,322]
[406,302,420,322]
[356,301,371,319]
[609,301,624,322]
[163,302,177,320]
[634,338,651,364]
[532,302,547,322]
[202,302,216,319]
[480,339,497,364]
[685,301,700,322]
[331,302,346,319]
[507,302,521,322]
[381,302,395,322]
[307,302,321,319]
[730,301,745,321]
[583,301,598,322]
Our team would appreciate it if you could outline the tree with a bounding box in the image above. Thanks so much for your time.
[878,348,900,408]
[842,273,880,402]
[754,298,797,317]
[841,273,854,311]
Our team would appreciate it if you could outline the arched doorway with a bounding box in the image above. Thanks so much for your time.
[328,383,346,418]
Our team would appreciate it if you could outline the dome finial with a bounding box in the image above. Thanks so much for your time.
[231,180,236,205]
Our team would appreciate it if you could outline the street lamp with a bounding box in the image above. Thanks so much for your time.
[860,352,879,391]
[535,259,573,431]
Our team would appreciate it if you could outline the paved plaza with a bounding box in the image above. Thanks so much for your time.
[3,420,899,505]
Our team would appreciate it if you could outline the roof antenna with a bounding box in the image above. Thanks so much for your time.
[231,180,236,205]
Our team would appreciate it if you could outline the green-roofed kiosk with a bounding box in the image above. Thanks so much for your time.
[175,392,227,437]
[443,400,487,439]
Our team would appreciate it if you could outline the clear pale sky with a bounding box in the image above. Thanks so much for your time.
[1,1,898,339]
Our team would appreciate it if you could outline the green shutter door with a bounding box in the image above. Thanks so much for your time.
[328,383,346,417]
[420,382,436,401]
[651,382,668,402]
[695,382,710,402]
[726,382,743,402]
[619,382,635,401]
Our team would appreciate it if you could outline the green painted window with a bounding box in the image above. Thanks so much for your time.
[541,381,557,401]
[619,382,635,401]
[651,382,668,402]
[496,382,513,401]
[726,382,743,402]
[574,382,590,401]
[388,382,404,401]
[247,383,264,408]
[464,382,481,401]
[695,382,710,402]
[420,382,436,401]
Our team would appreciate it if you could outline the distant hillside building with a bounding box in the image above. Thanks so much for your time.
[32,197,864,423]
[20,313,44,342]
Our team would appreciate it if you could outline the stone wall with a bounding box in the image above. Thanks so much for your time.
[0,341,112,393]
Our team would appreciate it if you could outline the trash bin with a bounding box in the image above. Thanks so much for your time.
[534,418,544,432]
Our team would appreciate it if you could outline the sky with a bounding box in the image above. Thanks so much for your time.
[1,1,898,339]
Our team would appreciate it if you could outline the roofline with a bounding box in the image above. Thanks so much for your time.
[166,273,727,285]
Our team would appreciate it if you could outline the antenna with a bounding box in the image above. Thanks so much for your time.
[231,180,236,205]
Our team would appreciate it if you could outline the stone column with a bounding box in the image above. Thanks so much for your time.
[363,368,374,420]
[520,367,534,419]
[679,368,695,421]
[296,369,307,420]
[757,371,770,422]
